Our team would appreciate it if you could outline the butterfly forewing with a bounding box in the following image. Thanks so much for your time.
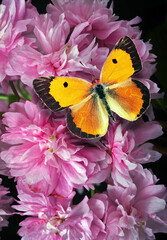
[100,36,142,85]
[33,76,92,112]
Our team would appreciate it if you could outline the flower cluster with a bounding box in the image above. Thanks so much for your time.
[0,0,167,239]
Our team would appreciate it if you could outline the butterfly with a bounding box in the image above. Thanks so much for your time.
[33,36,150,139]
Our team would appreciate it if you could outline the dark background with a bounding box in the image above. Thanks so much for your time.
[1,0,167,239]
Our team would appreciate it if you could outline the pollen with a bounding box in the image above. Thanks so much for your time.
[66,45,70,52]
[51,135,55,140]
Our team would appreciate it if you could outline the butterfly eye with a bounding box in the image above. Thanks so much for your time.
[63,82,68,87]
[112,59,117,64]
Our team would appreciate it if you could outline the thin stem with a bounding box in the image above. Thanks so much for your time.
[90,189,95,197]
[17,80,32,100]
[0,95,8,100]
[9,81,20,100]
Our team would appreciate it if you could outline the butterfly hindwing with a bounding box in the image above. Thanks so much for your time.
[100,36,142,85]
[105,78,150,121]
[33,76,92,112]
[67,94,109,138]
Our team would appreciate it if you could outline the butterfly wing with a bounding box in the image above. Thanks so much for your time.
[67,94,109,138]
[33,76,92,112]
[105,78,150,121]
[100,36,142,85]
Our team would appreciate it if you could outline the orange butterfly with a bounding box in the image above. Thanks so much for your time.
[33,36,150,138]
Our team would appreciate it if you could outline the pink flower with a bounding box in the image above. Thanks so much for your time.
[88,193,107,239]
[102,118,163,187]
[47,1,142,49]
[0,99,110,196]
[14,177,75,216]
[0,178,13,231]
[14,178,93,239]
[6,12,108,87]
[0,0,38,84]
[90,166,167,240]
[47,0,119,41]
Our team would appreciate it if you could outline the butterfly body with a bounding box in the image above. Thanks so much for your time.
[92,83,115,121]
[33,36,150,139]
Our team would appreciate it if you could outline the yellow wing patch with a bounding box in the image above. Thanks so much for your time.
[49,76,91,107]
[100,36,142,85]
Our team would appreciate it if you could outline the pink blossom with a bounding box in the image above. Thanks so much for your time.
[0,99,110,195]
[6,12,108,87]
[47,0,142,48]
[88,193,107,239]
[47,0,119,40]
[102,118,163,187]
[0,178,13,231]
[14,177,75,216]
[0,0,38,84]
[90,166,167,240]
[14,178,93,239]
